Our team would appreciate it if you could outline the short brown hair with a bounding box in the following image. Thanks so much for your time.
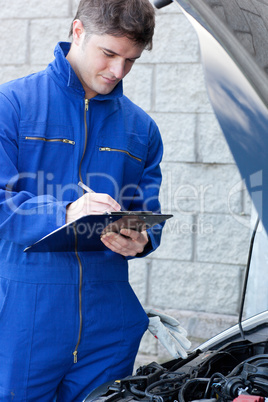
[69,0,155,50]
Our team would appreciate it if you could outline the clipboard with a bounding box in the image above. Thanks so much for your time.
[24,212,173,252]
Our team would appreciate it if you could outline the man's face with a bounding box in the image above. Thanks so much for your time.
[68,27,144,99]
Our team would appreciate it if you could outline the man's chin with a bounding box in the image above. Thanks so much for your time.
[97,84,118,95]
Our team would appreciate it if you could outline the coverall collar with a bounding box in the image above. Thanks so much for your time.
[51,42,124,100]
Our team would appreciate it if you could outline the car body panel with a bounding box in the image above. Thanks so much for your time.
[176,0,268,235]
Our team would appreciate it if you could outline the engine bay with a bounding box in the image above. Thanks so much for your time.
[90,337,268,402]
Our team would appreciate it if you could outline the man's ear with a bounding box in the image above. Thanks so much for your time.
[72,19,85,46]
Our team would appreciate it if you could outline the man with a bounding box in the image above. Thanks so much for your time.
[0,0,164,400]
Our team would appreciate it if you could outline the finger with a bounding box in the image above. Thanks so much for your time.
[101,237,132,256]
[154,312,181,327]
[173,342,188,359]
[67,193,120,216]
[84,193,121,212]
[120,228,140,240]
[170,331,192,350]
[87,202,118,214]
[120,229,148,246]
[101,232,130,250]
[164,323,188,338]
[101,232,140,256]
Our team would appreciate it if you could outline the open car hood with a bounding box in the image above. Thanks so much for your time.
[166,0,268,234]
[167,0,268,328]
[155,0,268,341]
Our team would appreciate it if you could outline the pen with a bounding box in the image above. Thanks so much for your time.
[78,181,95,194]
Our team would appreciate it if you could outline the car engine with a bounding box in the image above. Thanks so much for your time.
[88,337,268,402]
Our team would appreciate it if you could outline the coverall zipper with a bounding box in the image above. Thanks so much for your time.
[73,224,83,364]
[25,136,75,145]
[72,98,89,363]
[79,99,89,184]
[99,147,142,162]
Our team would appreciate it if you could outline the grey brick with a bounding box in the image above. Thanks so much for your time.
[152,213,193,261]
[139,14,199,64]
[197,113,235,164]
[150,112,196,163]
[149,260,243,314]
[30,19,72,65]
[154,1,182,15]
[129,258,149,305]
[134,352,159,372]
[0,66,46,85]
[196,213,250,265]
[160,162,243,215]
[243,187,254,216]
[1,0,69,18]
[123,65,154,112]
[138,330,158,356]
[72,0,80,17]
[0,20,28,65]
[155,64,212,113]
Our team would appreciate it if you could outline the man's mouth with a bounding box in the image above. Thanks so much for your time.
[102,76,118,84]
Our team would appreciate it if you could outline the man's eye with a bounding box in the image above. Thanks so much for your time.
[103,52,113,57]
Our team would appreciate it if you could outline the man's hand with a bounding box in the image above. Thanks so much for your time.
[100,228,149,257]
[66,193,121,224]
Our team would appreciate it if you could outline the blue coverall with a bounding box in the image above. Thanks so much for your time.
[0,42,163,401]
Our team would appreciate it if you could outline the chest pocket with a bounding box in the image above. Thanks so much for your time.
[95,132,148,204]
[18,121,75,195]
[98,131,147,163]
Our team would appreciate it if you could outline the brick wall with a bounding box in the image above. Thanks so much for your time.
[0,0,251,366]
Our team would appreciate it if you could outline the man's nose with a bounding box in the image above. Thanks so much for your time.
[110,60,125,80]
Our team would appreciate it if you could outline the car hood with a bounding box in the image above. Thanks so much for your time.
[158,0,268,235]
